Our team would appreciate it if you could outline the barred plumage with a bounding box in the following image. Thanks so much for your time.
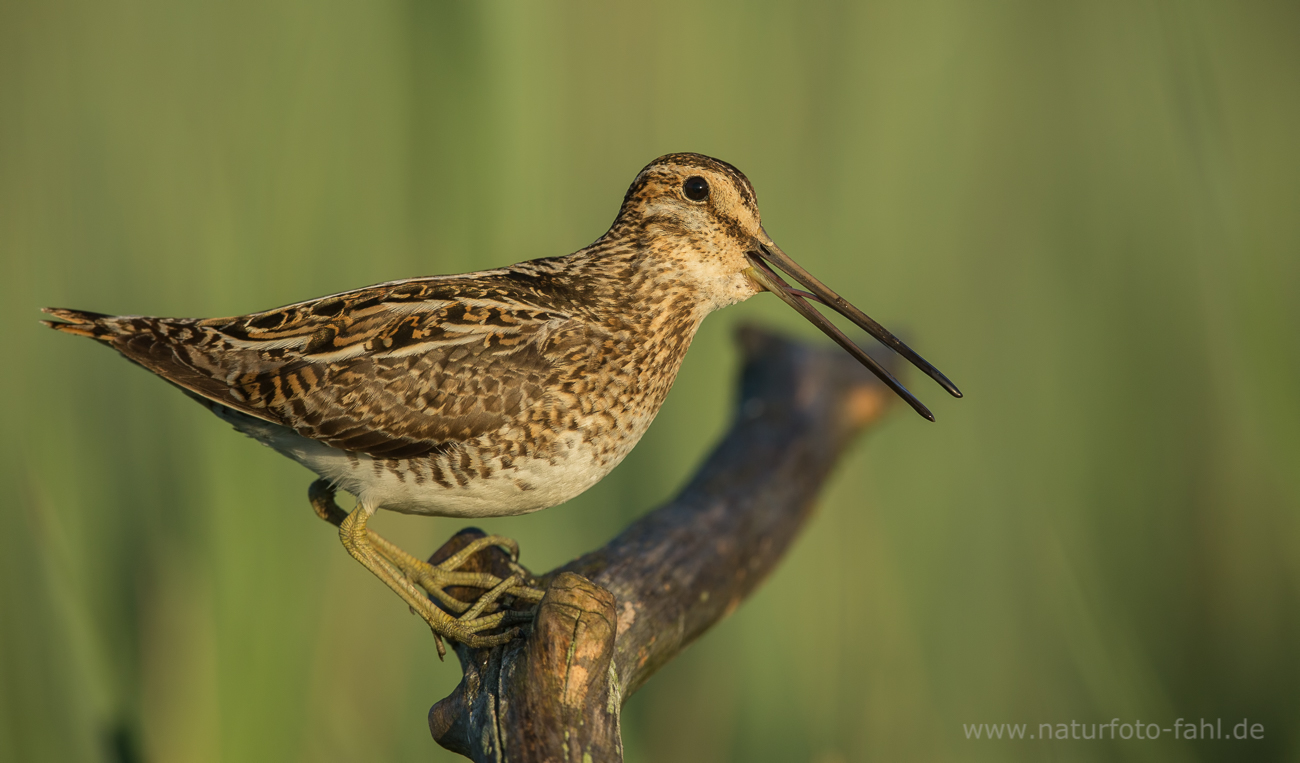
[44,153,959,647]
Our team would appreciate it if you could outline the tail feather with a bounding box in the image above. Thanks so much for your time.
[41,306,284,429]
[42,307,118,339]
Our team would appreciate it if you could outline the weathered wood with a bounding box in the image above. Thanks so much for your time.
[427,325,893,762]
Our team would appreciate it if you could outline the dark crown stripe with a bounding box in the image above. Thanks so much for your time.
[643,153,758,211]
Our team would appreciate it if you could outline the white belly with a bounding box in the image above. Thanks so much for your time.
[214,405,621,517]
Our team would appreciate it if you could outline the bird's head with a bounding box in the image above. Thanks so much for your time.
[614,153,766,310]
[613,152,962,420]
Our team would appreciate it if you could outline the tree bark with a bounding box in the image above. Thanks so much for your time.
[426,325,894,762]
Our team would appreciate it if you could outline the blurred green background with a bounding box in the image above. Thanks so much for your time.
[2,1,1297,761]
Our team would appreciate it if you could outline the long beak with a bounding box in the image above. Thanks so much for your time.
[744,235,962,422]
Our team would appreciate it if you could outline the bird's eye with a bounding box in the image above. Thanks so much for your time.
[682,176,710,202]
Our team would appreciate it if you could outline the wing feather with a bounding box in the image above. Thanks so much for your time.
[65,273,597,459]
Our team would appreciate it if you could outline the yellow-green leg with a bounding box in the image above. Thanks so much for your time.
[367,529,544,613]
[309,480,543,655]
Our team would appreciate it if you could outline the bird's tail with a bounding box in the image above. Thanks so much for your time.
[41,307,124,340]
[42,306,277,428]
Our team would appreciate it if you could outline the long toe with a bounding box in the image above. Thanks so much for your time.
[461,628,520,650]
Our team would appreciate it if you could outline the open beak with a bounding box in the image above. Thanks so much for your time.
[744,234,962,421]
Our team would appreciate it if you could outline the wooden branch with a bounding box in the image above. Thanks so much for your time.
[426,325,893,762]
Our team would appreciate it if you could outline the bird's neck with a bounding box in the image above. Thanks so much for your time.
[522,235,716,329]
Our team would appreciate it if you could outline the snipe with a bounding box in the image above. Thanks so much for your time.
[44,153,961,652]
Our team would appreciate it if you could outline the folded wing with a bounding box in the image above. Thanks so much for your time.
[45,274,589,459]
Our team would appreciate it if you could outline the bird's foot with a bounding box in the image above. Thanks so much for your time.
[309,480,543,658]
[416,530,546,658]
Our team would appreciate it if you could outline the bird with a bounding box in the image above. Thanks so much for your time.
[43,153,961,653]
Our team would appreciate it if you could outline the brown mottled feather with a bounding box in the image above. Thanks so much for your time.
[46,268,622,459]
[43,153,773,507]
